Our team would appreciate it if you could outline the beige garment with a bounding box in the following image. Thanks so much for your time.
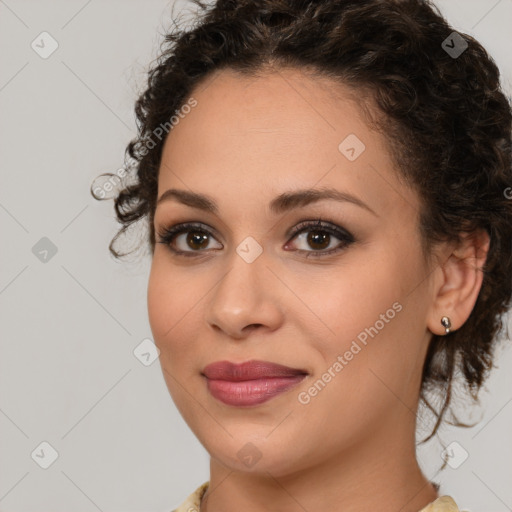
[171,481,460,512]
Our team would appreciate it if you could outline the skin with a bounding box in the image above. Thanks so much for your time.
[147,66,489,512]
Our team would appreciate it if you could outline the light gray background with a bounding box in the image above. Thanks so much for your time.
[1,1,511,511]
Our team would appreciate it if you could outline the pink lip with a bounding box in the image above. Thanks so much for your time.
[202,360,308,407]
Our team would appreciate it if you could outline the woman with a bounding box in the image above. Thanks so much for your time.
[93,0,512,510]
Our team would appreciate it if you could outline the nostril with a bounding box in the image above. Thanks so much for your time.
[246,324,262,331]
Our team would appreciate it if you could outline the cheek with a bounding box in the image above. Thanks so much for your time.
[147,263,172,344]
[147,257,197,359]
[300,244,424,384]
[301,253,404,350]
[147,253,200,334]
[147,258,205,416]
[289,287,414,452]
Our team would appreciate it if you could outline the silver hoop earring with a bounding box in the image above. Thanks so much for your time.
[441,316,451,334]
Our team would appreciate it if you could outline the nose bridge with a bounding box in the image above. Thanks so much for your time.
[214,240,267,311]
[205,238,281,336]
[217,221,269,290]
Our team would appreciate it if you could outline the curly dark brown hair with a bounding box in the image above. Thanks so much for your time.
[92,0,512,441]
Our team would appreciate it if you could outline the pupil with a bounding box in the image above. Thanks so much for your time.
[308,231,329,249]
[188,231,208,249]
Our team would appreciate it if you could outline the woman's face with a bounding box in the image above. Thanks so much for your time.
[147,67,438,476]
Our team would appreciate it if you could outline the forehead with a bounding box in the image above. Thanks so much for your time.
[156,67,416,220]
[166,66,367,152]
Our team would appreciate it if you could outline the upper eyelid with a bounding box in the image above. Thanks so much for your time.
[288,219,352,237]
[154,205,357,235]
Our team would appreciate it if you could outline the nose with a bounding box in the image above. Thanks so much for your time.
[204,249,284,340]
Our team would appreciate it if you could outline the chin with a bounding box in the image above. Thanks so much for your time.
[199,430,310,477]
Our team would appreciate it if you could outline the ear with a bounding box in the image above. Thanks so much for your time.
[426,229,490,336]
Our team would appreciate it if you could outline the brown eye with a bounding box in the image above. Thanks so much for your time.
[305,231,331,250]
[286,219,355,257]
[156,222,222,256]
[185,231,210,250]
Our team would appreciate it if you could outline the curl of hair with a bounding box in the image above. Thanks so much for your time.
[92,0,512,440]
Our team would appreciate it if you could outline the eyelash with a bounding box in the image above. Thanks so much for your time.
[156,219,355,259]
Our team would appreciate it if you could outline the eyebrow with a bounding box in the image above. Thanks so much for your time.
[156,187,378,217]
